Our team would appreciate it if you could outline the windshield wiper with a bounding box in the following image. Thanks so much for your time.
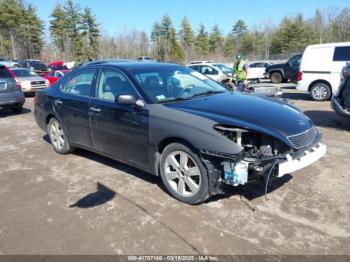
[158,90,225,103]
[190,90,226,98]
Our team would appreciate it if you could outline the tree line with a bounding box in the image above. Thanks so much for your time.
[0,0,350,63]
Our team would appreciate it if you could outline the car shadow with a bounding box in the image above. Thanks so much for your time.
[0,107,31,118]
[281,91,310,101]
[304,110,350,132]
[69,182,116,208]
[41,136,292,204]
[74,148,161,186]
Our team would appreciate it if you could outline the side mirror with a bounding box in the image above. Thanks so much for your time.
[116,95,145,108]
[116,95,137,105]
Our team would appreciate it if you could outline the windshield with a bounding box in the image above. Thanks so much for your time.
[213,64,233,74]
[12,69,38,77]
[287,55,301,66]
[130,66,227,103]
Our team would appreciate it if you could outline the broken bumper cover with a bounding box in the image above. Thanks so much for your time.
[277,143,326,177]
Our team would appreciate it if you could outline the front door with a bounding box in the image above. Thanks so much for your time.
[53,68,97,147]
[89,67,149,170]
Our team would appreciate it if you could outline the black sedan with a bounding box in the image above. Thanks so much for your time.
[34,62,326,204]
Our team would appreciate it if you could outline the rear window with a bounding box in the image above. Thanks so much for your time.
[333,46,350,62]
[0,67,12,78]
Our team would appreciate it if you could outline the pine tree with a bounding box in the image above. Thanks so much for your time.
[209,24,223,53]
[82,7,100,59]
[195,24,209,58]
[64,0,84,61]
[50,4,67,53]
[179,17,195,58]
[0,0,25,58]
[23,4,44,58]
[169,28,184,63]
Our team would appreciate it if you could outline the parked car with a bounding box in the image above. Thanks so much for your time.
[0,65,25,113]
[187,61,282,97]
[10,68,49,94]
[331,63,350,117]
[248,62,273,81]
[43,70,70,86]
[265,54,302,84]
[0,58,21,68]
[18,59,49,74]
[297,42,350,101]
[34,62,326,204]
[187,61,235,89]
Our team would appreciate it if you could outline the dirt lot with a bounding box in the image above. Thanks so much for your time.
[0,88,349,255]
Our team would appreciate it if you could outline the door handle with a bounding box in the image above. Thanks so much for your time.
[90,106,101,113]
[54,99,63,105]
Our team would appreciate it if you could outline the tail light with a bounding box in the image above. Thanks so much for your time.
[297,71,303,81]
[15,79,22,90]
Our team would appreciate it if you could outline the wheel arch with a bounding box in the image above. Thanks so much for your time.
[308,79,331,92]
[154,137,198,176]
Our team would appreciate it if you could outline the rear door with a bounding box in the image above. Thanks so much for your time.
[89,67,149,169]
[54,68,97,147]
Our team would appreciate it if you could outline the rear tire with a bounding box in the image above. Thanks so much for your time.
[11,104,22,113]
[270,72,283,84]
[160,143,209,204]
[47,117,74,154]
[310,83,331,101]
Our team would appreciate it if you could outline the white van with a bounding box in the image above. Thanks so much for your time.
[297,42,350,101]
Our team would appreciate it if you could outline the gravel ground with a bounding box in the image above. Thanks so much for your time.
[0,88,349,255]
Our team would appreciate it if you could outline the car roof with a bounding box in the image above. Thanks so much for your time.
[81,61,182,71]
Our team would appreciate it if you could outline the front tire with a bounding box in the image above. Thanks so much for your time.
[310,83,331,101]
[47,117,74,154]
[160,143,209,204]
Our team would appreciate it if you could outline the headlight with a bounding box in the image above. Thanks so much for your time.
[214,125,249,146]
[45,79,50,87]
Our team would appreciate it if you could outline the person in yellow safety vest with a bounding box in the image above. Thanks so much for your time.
[234,53,249,92]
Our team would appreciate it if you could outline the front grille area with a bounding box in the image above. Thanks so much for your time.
[30,80,45,85]
[287,127,318,149]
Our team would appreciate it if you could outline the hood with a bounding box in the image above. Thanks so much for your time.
[165,92,314,146]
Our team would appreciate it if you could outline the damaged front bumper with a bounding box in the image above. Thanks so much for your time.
[277,143,326,177]
[201,142,327,193]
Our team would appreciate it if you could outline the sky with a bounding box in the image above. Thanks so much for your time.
[30,0,350,36]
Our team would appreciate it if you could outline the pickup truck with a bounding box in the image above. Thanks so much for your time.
[264,54,302,84]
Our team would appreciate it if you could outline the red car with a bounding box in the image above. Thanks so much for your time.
[43,70,69,86]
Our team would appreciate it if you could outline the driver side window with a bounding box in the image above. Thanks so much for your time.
[96,69,137,101]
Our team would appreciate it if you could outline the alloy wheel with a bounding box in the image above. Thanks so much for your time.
[49,120,65,150]
[164,151,201,197]
[312,85,328,100]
